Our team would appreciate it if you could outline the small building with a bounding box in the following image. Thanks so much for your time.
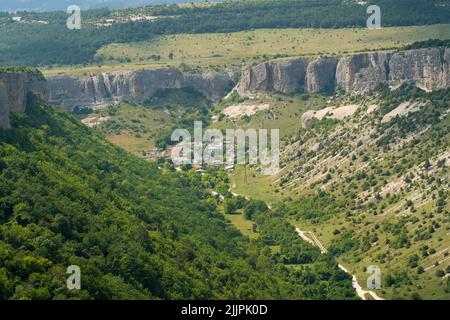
[142,149,161,159]
[211,159,223,166]
[211,191,225,201]
[225,165,235,173]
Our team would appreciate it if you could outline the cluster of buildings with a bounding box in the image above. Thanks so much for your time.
[141,140,237,174]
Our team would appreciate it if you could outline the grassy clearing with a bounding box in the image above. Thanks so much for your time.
[223,211,258,240]
[218,93,331,204]
[87,87,210,153]
[106,131,156,153]
[43,24,450,77]
[211,93,329,139]
[230,165,283,206]
[91,101,173,153]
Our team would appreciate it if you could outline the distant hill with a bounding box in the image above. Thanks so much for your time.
[1,0,449,67]
[0,0,200,12]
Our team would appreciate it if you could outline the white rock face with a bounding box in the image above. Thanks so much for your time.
[335,51,392,93]
[381,101,425,123]
[237,58,309,97]
[47,68,235,110]
[306,57,338,93]
[38,47,450,115]
[445,48,450,87]
[222,103,270,119]
[237,48,450,97]
[388,48,448,91]
[301,104,360,126]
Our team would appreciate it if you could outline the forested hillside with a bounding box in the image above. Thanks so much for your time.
[0,99,355,299]
[0,0,449,66]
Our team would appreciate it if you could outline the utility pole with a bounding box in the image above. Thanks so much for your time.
[387,244,393,296]
[244,162,248,184]
[387,245,391,277]
[243,149,249,185]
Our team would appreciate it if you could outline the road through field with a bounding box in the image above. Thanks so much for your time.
[226,187,384,300]
[295,227,384,300]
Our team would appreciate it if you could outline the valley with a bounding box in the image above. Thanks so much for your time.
[0,0,449,302]
[0,95,357,299]
[69,64,450,300]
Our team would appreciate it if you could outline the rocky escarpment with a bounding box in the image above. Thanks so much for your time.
[47,68,235,111]
[236,48,450,96]
[335,51,391,93]
[44,48,450,111]
[306,57,339,93]
[0,71,48,129]
[336,48,450,93]
[236,59,309,95]
[237,58,309,97]
[388,48,448,91]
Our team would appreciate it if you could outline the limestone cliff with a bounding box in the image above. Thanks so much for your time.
[335,51,391,93]
[237,58,309,97]
[44,47,450,111]
[388,48,448,91]
[236,48,450,96]
[445,48,450,86]
[306,57,338,93]
[47,68,235,110]
[0,71,48,129]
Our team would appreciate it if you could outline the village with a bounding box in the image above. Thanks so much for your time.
[139,139,237,174]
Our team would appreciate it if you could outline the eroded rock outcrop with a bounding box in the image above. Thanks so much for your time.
[236,56,341,96]
[45,48,450,112]
[388,48,448,91]
[306,57,338,93]
[335,51,391,93]
[237,62,272,94]
[445,48,450,86]
[271,59,309,93]
[236,48,450,97]
[0,71,48,129]
[47,68,235,110]
[237,58,310,97]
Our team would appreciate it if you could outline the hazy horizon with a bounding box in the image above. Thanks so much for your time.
[0,0,206,12]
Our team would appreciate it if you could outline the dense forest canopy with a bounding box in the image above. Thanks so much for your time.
[0,99,355,299]
[0,0,449,66]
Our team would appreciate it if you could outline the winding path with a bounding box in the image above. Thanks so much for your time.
[226,185,384,300]
[424,255,450,272]
[295,227,384,300]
